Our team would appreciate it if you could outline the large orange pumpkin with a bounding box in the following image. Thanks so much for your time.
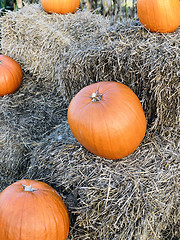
[0,179,69,240]
[68,82,147,160]
[137,0,180,33]
[40,0,80,14]
[0,55,23,96]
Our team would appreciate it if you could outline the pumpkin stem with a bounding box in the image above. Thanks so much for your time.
[91,90,102,102]
[22,184,37,192]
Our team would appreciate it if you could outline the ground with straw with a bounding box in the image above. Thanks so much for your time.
[0,3,179,240]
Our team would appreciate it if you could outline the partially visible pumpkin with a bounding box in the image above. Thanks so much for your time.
[0,179,69,240]
[0,55,23,96]
[137,0,180,33]
[68,81,147,160]
[40,0,80,14]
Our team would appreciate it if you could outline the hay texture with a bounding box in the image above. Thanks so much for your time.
[0,71,67,190]
[1,4,109,80]
[1,4,179,139]
[0,123,28,191]
[0,72,67,142]
[24,120,180,240]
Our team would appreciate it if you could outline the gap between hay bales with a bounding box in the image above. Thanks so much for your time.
[0,71,68,191]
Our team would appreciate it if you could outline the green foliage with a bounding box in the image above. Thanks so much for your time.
[0,0,15,11]
[0,0,7,10]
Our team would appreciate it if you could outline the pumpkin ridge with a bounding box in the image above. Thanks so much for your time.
[0,191,13,237]
[39,189,69,239]
[90,102,105,156]
[14,65,23,86]
[100,97,131,158]
[120,98,146,152]
[49,195,68,239]
[98,100,117,159]
[18,190,29,240]
[1,189,25,239]
[76,102,100,155]
[1,70,9,94]
[4,62,21,91]
[34,190,51,239]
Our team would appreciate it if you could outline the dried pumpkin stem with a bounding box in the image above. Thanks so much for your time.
[91,90,102,102]
[22,184,37,192]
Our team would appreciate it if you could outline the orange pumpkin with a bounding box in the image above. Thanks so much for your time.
[137,0,180,33]
[40,0,80,14]
[0,55,23,96]
[68,81,147,160]
[0,179,69,240]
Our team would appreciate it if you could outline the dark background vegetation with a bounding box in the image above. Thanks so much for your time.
[0,0,137,20]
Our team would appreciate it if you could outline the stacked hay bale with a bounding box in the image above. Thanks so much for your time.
[1,4,109,81]
[1,4,179,138]
[0,3,179,240]
[0,72,68,190]
[24,121,180,240]
[59,22,179,139]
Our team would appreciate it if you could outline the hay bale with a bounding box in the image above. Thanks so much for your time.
[58,21,179,139]
[24,120,180,240]
[0,71,67,191]
[1,4,179,139]
[0,71,67,143]
[1,4,109,80]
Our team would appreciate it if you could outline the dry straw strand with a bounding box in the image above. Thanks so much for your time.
[24,121,180,240]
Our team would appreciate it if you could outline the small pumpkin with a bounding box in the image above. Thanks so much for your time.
[40,0,80,14]
[68,81,147,160]
[0,55,23,96]
[0,179,69,240]
[137,0,180,33]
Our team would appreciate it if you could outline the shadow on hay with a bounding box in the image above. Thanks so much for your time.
[0,71,68,191]
[0,124,29,191]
